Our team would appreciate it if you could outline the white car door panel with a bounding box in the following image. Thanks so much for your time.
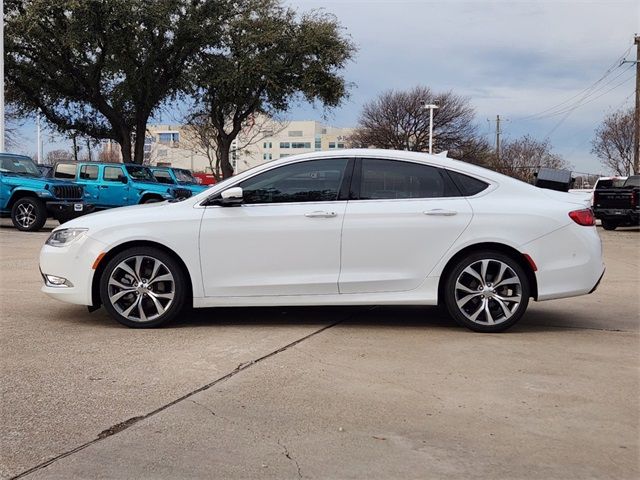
[199,158,351,297]
[338,158,473,294]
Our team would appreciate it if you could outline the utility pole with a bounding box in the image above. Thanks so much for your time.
[634,35,639,174]
[0,0,5,152]
[495,115,501,161]
[36,110,43,163]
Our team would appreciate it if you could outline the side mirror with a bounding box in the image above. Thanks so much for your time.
[220,186,243,206]
[120,176,129,184]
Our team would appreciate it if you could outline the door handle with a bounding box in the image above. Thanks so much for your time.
[423,209,458,216]
[98,185,109,189]
[305,211,337,218]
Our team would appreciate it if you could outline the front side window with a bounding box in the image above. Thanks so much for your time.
[359,159,459,200]
[54,163,77,179]
[238,158,349,204]
[104,166,126,182]
[79,165,99,180]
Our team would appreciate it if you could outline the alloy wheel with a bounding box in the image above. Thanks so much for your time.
[16,203,36,228]
[107,255,175,322]
[454,259,522,326]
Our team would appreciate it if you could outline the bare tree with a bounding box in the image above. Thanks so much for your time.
[350,85,488,163]
[491,135,570,183]
[591,108,634,175]
[44,149,74,165]
[184,112,287,179]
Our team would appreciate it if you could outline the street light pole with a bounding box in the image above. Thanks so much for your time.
[422,103,439,154]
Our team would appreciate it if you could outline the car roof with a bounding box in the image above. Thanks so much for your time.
[252,148,522,186]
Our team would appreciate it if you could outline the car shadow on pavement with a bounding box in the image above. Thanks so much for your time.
[56,303,622,334]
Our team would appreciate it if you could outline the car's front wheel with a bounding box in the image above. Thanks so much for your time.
[99,247,187,328]
[443,251,530,333]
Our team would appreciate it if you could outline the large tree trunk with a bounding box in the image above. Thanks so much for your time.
[132,119,148,165]
[119,128,133,164]
[219,144,234,178]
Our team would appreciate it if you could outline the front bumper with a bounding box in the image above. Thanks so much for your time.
[39,233,106,306]
[46,201,96,221]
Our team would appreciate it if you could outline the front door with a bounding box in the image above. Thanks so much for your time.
[339,158,473,294]
[199,158,352,297]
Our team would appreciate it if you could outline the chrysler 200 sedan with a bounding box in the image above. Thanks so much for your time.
[39,150,605,333]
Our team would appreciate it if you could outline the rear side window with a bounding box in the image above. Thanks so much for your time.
[54,163,77,179]
[359,159,459,200]
[79,165,98,180]
[104,166,126,182]
[447,170,489,196]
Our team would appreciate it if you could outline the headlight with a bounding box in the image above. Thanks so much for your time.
[37,190,53,198]
[45,228,88,247]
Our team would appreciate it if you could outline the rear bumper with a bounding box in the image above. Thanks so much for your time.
[594,208,639,221]
[521,223,605,301]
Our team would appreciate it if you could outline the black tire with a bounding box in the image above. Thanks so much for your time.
[443,251,530,333]
[99,246,187,328]
[141,196,163,204]
[601,220,618,231]
[11,197,48,231]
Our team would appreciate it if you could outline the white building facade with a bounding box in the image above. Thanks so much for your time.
[101,118,355,174]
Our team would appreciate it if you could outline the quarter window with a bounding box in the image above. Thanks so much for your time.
[359,159,459,200]
[79,165,99,180]
[103,166,126,182]
[239,159,349,204]
[446,170,489,196]
[54,163,77,179]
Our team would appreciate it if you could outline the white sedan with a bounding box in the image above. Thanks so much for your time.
[39,150,604,332]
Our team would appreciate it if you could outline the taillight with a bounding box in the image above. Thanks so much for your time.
[569,208,595,226]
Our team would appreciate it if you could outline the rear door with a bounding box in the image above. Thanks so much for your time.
[339,158,473,294]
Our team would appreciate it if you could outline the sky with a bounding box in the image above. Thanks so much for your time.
[11,0,640,174]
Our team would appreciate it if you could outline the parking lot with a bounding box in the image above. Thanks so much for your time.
[0,219,638,479]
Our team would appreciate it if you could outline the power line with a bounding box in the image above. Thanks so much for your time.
[544,74,635,139]
[514,44,634,122]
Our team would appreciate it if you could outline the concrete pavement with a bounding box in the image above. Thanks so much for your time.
[1,220,638,479]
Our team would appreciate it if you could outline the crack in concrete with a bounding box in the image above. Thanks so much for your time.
[10,317,352,480]
[277,439,303,479]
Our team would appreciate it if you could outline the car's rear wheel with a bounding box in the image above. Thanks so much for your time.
[11,197,47,231]
[601,220,618,231]
[444,251,530,333]
[99,247,186,328]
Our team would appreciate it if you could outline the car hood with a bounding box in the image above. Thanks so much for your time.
[2,174,77,189]
[59,201,172,231]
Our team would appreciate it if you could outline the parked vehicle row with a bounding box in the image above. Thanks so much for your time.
[40,149,605,333]
[0,154,91,231]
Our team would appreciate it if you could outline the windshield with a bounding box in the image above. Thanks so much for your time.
[0,155,42,176]
[174,169,198,184]
[596,178,627,189]
[126,165,156,182]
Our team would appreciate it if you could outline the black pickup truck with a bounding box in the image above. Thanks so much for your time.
[593,175,640,230]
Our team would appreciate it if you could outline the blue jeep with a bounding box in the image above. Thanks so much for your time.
[149,166,209,197]
[0,153,89,231]
[52,161,185,209]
